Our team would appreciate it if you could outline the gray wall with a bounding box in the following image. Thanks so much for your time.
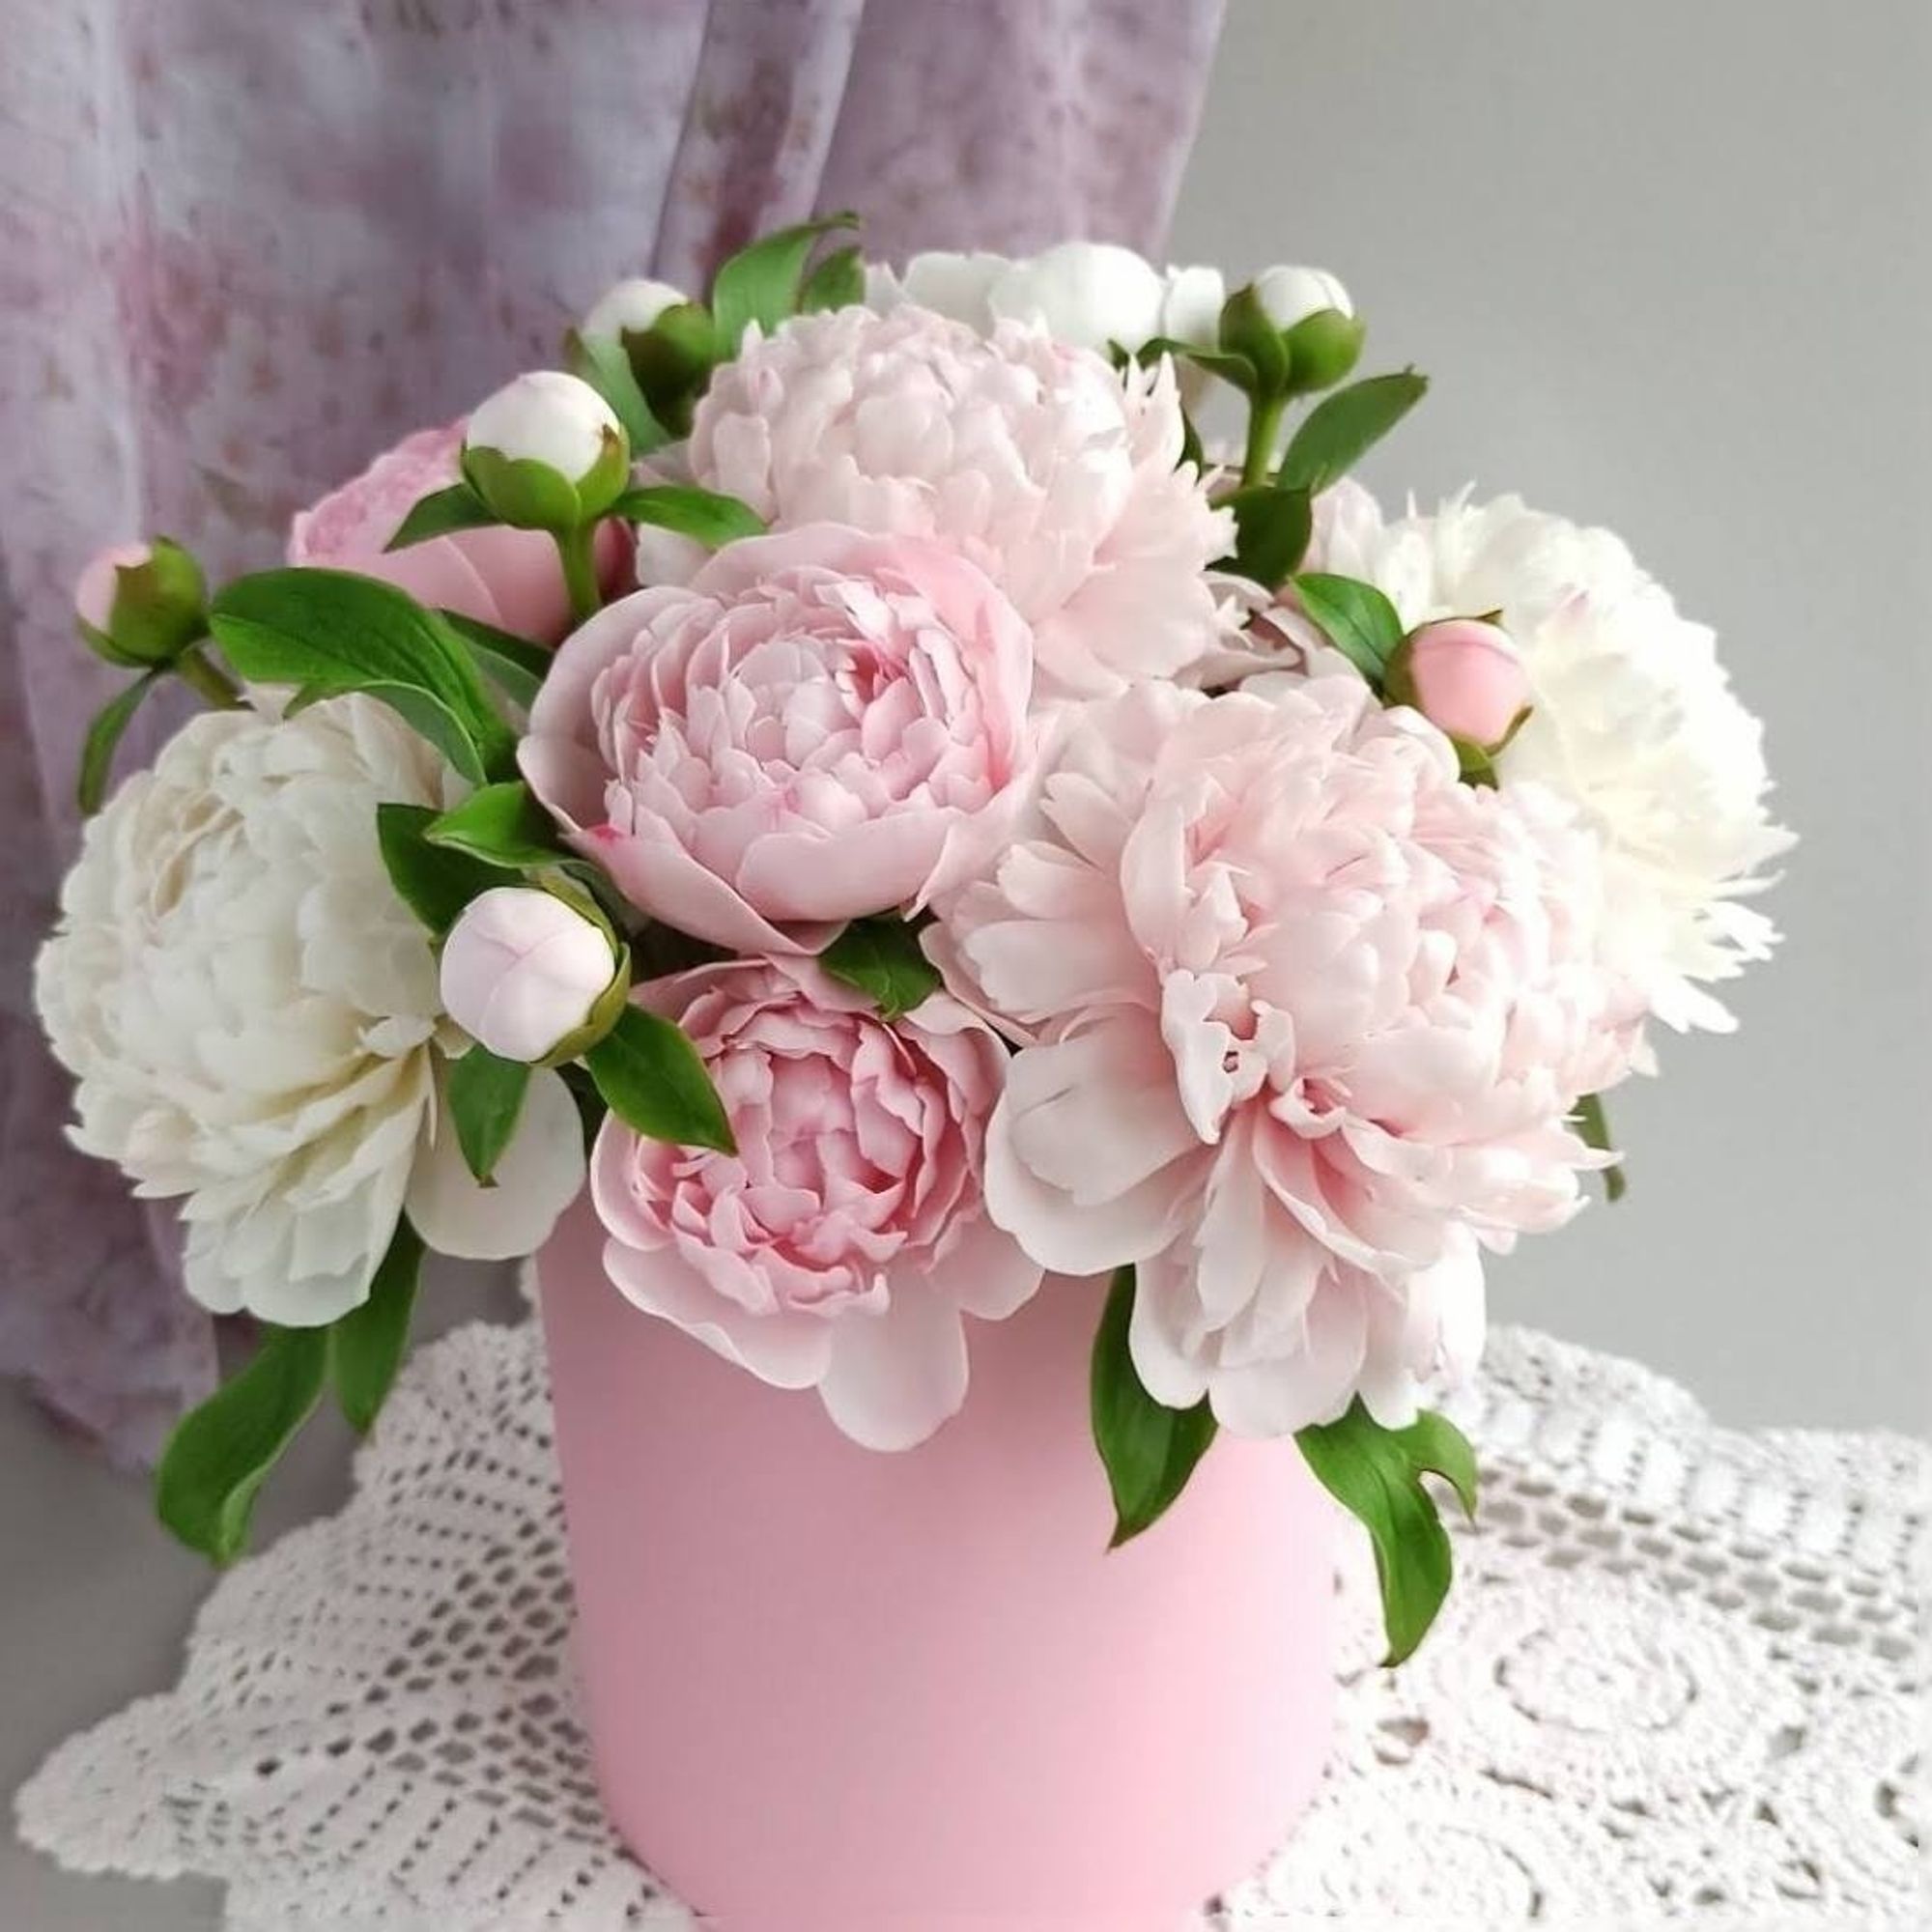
[1169,1,1931,1431]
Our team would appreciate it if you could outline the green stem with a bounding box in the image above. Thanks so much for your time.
[173,643,243,710]
[555,525,601,626]
[1241,393,1288,489]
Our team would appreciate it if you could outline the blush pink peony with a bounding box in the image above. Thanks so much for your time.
[933,675,1643,1436]
[591,958,1043,1449]
[290,420,624,644]
[520,523,1035,953]
[684,303,1235,701]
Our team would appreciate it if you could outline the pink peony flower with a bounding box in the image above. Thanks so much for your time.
[521,523,1035,954]
[289,421,624,644]
[591,958,1043,1449]
[684,303,1235,701]
[933,675,1642,1436]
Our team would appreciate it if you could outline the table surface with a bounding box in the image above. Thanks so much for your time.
[7,1299,1925,1930]
[2,1263,526,1930]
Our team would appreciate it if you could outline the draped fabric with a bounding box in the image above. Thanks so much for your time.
[0,0,1226,1463]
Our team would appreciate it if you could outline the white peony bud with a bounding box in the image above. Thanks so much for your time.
[440,886,620,1063]
[1252,264,1354,331]
[466,371,621,483]
[986,241,1166,354]
[886,250,1011,331]
[462,371,630,529]
[582,276,688,340]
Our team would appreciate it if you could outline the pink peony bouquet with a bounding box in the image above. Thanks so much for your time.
[36,225,1788,1661]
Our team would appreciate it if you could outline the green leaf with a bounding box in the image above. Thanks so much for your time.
[565,326,669,455]
[76,671,162,815]
[155,1324,328,1564]
[818,917,943,1020]
[385,481,497,551]
[1295,1401,1479,1664]
[425,781,563,871]
[1137,335,1259,393]
[1092,1266,1219,1548]
[434,610,551,710]
[800,243,866,313]
[711,212,860,350]
[210,568,517,781]
[1571,1090,1628,1203]
[583,1004,736,1154]
[445,1047,531,1184]
[1221,485,1314,589]
[327,1218,424,1435]
[610,484,767,548]
[1293,573,1407,687]
[376,802,503,936]
[1278,371,1429,495]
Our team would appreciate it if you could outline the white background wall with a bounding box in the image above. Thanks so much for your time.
[1168,0,1931,1430]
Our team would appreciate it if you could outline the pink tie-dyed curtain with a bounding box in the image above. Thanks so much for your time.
[0,0,1226,1464]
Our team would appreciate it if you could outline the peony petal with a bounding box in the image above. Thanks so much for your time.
[815,1277,971,1451]
[405,1065,585,1261]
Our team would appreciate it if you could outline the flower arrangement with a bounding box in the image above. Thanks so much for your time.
[36,224,1788,1663]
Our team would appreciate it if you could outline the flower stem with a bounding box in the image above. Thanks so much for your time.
[555,525,601,626]
[1241,393,1288,489]
[173,643,243,709]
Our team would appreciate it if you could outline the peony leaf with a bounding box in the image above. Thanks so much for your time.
[1570,1091,1628,1202]
[1136,334,1259,393]
[819,917,942,1020]
[711,212,860,350]
[425,781,565,871]
[155,1324,328,1564]
[565,326,669,455]
[327,1217,424,1435]
[211,568,518,781]
[800,243,866,313]
[76,670,163,815]
[1220,485,1314,590]
[376,802,502,936]
[1295,1400,1479,1664]
[444,1047,531,1185]
[582,1005,736,1154]
[1092,1265,1219,1548]
[1293,573,1406,688]
[610,484,767,548]
[1277,370,1429,495]
[385,482,497,552]
[433,610,550,710]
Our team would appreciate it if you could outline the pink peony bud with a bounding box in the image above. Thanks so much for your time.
[1395,617,1532,750]
[73,543,152,635]
[440,886,618,1063]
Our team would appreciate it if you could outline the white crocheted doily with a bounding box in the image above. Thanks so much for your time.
[14,1320,1929,1929]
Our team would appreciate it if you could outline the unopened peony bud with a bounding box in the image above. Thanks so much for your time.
[1253,265,1362,392]
[440,885,625,1064]
[987,241,1166,354]
[73,538,208,668]
[1252,265,1353,331]
[462,371,630,531]
[1388,617,1533,750]
[1158,264,1227,350]
[582,276,687,341]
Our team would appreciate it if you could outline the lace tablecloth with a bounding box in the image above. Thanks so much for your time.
[14,1318,1929,1929]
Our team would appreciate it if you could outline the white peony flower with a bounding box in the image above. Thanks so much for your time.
[1311,484,1794,1032]
[866,250,1010,331]
[34,696,585,1324]
[983,241,1166,354]
[687,302,1235,699]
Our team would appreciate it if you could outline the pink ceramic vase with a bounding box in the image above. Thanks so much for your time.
[539,1200,1337,1931]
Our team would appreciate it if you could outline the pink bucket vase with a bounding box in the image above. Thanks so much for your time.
[539,1200,1337,1931]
